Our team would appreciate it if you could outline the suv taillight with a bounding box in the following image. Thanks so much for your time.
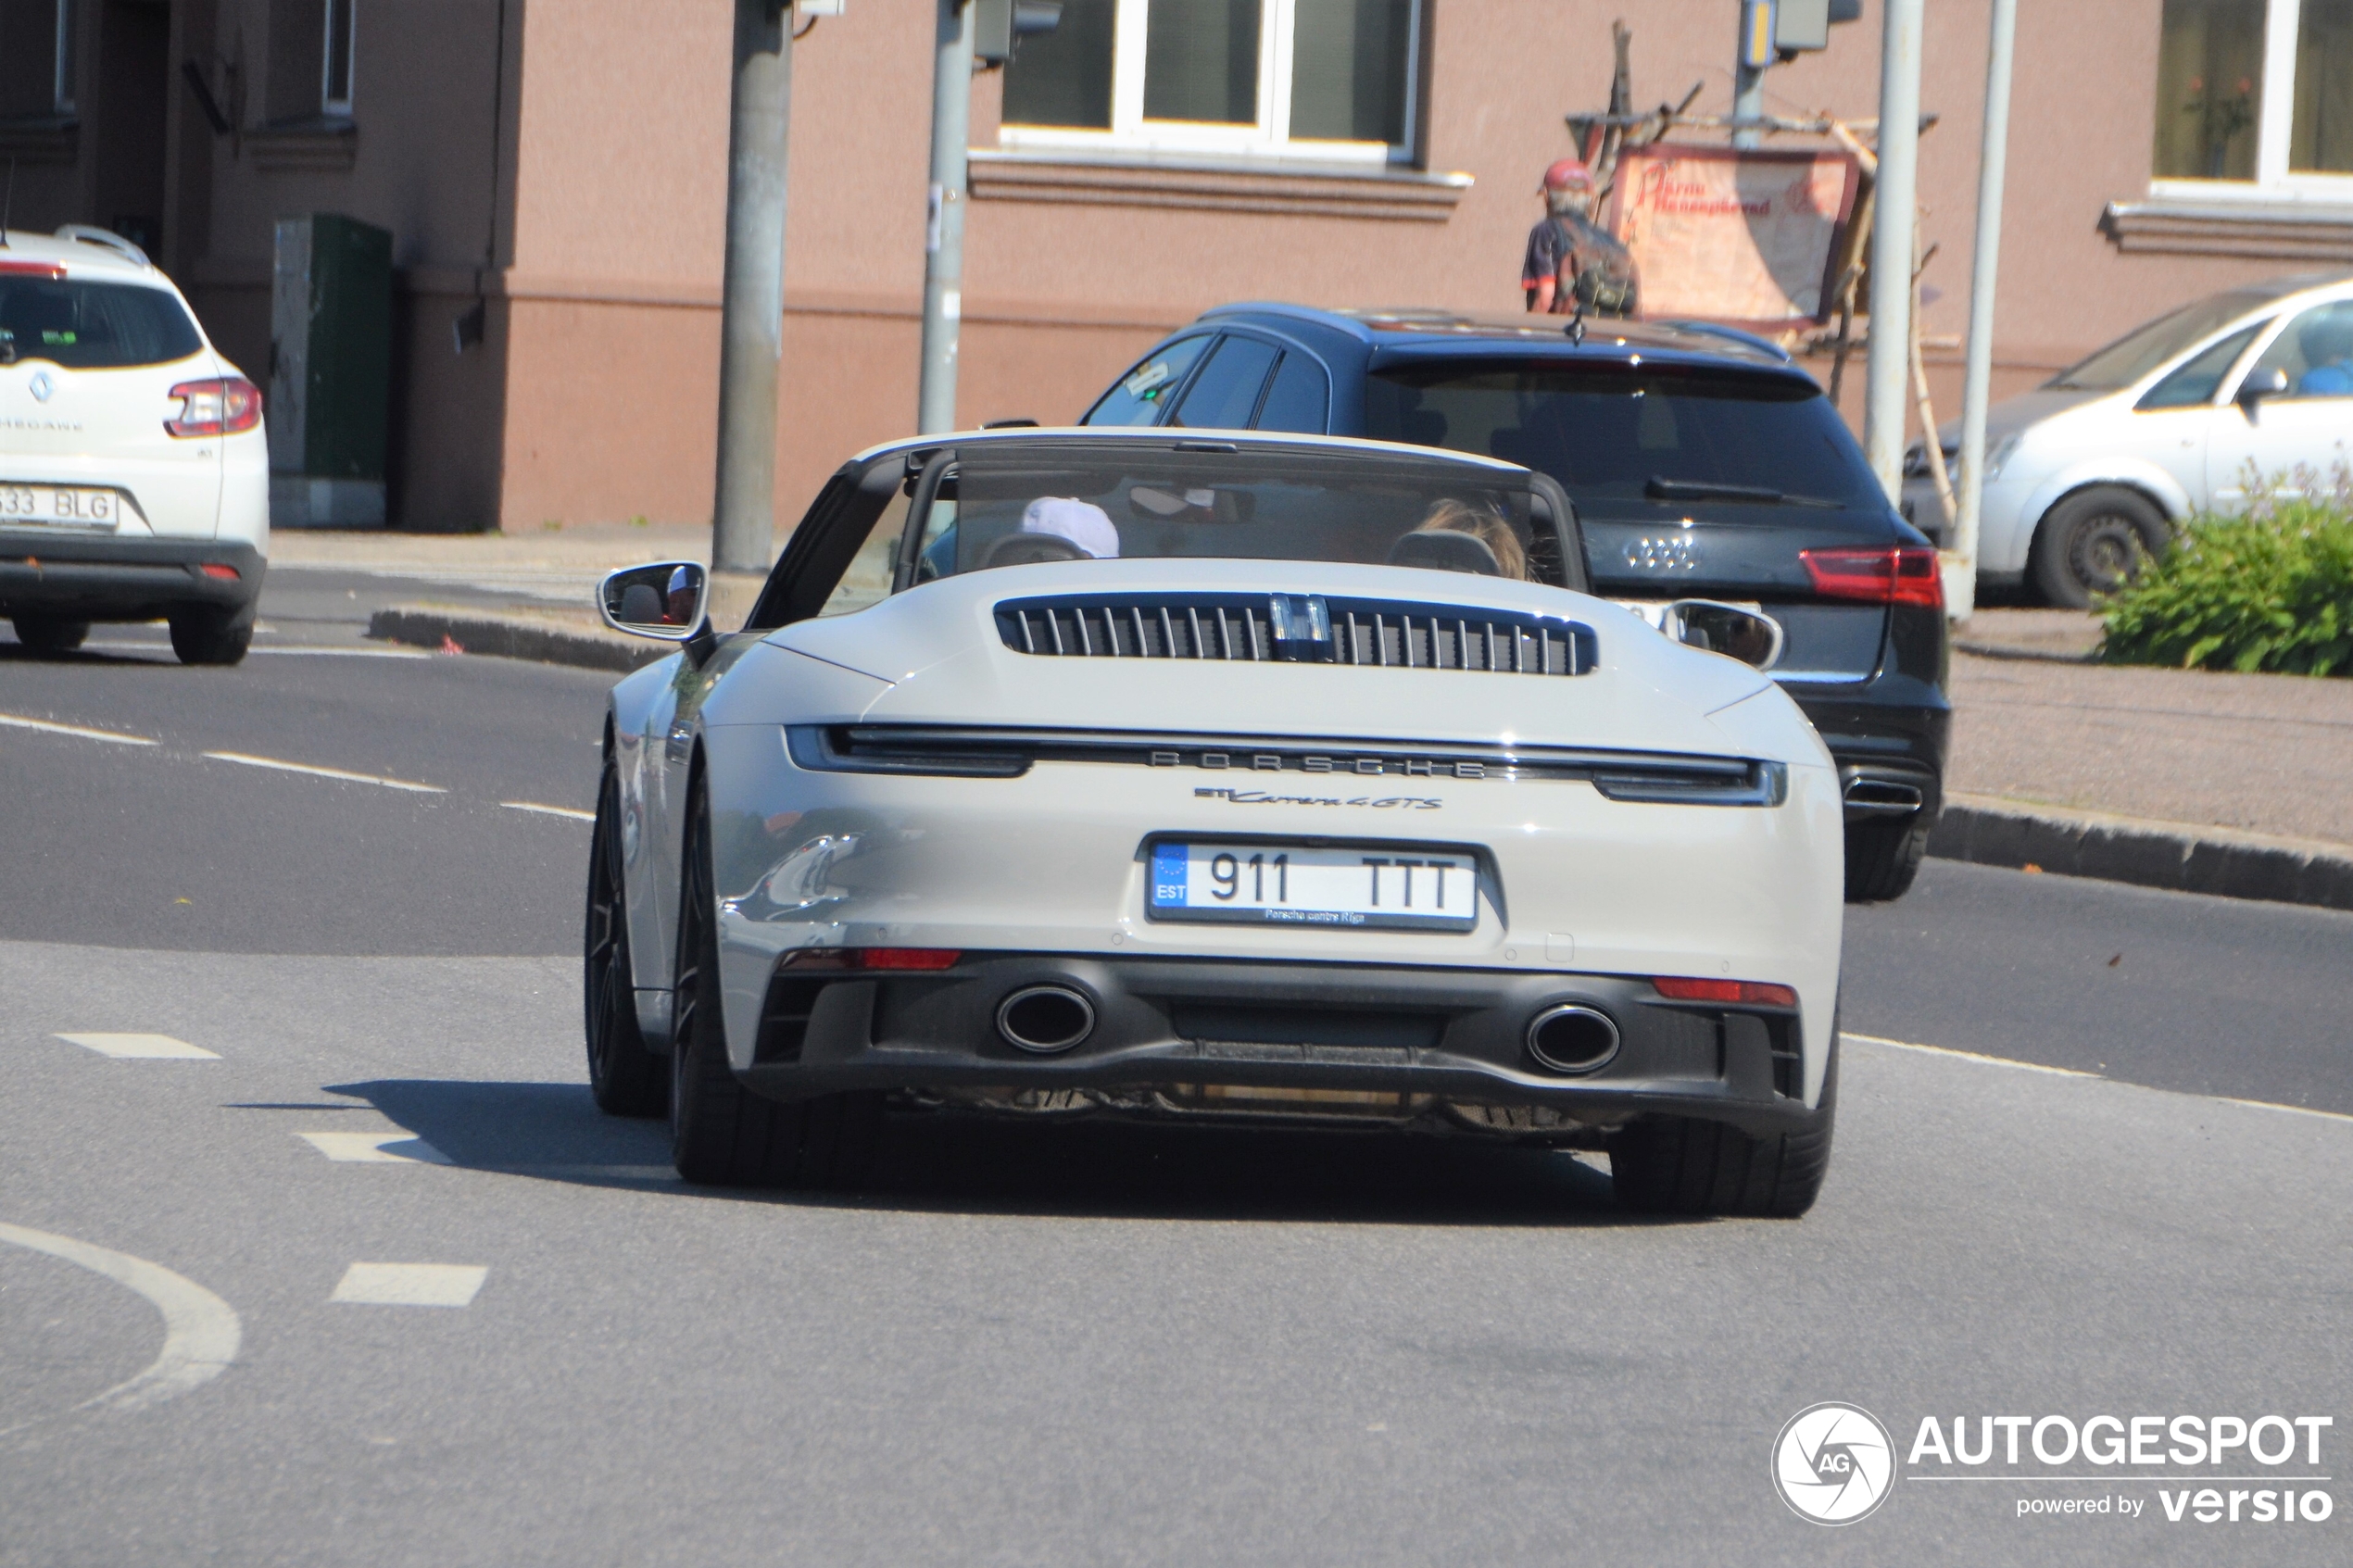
[1799,546,1944,611]
[166,377,263,438]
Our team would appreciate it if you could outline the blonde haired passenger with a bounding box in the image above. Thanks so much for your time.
[1390,498,1532,581]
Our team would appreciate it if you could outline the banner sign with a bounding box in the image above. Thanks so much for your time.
[1608,145,1861,330]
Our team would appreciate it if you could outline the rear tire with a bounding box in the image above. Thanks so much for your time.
[2028,487,2168,608]
[1610,1034,1838,1218]
[1844,816,1931,903]
[585,757,666,1117]
[10,616,90,655]
[169,605,254,666]
[670,775,882,1188]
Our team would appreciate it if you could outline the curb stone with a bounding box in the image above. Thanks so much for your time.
[1928,793,2353,914]
[369,605,2353,916]
[367,608,669,673]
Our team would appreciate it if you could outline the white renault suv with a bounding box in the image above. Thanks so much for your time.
[1905,270,2353,607]
[2,227,268,664]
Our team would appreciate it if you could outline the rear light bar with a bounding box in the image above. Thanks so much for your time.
[1653,976,1799,1008]
[165,377,263,438]
[778,947,962,972]
[1799,546,1944,610]
[0,260,67,280]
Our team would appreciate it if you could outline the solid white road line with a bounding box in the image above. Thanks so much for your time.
[297,1131,453,1164]
[0,711,158,746]
[1852,1032,2352,1127]
[201,751,446,794]
[1844,1033,2099,1079]
[501,800,596,822]
[0,1222,241,1418]
[331,1262,487,1307]
[56,1032,220,1060]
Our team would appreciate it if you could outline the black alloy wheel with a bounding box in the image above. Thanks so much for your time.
[1609,1030,1838,1219]
[2030,487,2170,608]
[669,774,883,1188]
[168,604,254,666]
[585,758,666,1116]
[10,616,91,655]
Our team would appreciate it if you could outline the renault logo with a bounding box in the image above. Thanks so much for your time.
[29,370,55,403]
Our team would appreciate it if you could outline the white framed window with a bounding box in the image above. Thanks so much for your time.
[2151,0,2353,200]
[54,0,79,115]
[1000,0,1423,166]
[322,0,356,115]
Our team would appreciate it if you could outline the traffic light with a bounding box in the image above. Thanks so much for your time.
[975,0,1062,68]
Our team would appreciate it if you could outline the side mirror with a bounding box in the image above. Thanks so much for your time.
[598,561,709,641]
[1662,599,1784,671]
[2236,367,2290,415]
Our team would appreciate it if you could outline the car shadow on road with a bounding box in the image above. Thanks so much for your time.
[325,1077,1685,1228]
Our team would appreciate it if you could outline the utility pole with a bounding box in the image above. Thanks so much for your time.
[1949,0,2018,621]
[1732,1,1772,149]
[711,0,793,574]
[917,0,973,435]
[1863,0,1924,504]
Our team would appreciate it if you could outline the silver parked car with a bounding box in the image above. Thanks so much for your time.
[1905,271,2353,606]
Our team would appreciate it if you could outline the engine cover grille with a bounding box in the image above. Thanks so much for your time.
[995,592,1596,676]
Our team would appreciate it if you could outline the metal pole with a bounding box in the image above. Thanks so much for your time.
[918,0,973,435]
[711,0,793,574]
[1949,0,2017,621]
[1863,0,1923,503]
[1732,1,1768,150]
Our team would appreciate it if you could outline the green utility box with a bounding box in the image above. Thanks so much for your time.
[269,214,392,528]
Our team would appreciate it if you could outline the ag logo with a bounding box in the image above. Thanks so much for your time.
[1772,1402,1896,1524]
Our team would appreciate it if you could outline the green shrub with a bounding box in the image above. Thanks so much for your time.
[2100,470,2353,677]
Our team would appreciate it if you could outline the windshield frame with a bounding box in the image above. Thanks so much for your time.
[748,433,1589,631]
[2045,291,2276,393]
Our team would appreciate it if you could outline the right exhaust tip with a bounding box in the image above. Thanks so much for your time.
[1526,1004,1621,1074]
[997,985,1097,1054]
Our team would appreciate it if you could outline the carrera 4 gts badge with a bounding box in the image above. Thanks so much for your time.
[1195,787,1441,810]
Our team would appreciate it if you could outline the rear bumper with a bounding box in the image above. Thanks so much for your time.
[736,953,1821,1135]
[0,532,264,621]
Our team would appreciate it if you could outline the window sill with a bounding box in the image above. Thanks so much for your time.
[2101,196,2353,261]
[0,115,78,165]
[967,150,1472,222]
[247,116,358,173]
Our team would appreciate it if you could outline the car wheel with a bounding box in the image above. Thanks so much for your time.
[670,775,882,1188]
[1844,816,1931,903]
[2028,487,2169,608]
[1609,1031,1838,1219]
[169,605,254,666]
[10,616,91,655]
[585,757,666,1117]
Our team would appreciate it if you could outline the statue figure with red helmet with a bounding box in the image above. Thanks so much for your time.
[1523,157,1640,318]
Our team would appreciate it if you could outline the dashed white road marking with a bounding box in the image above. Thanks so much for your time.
[1845,1033,2099,1079]
[56,1032,219,1060]
[501,800,596,822]
[201,751,446,794]
[0,711,158,746]
[332,1262,487,1307]
[297,1131,453,1164]
[0,1223,241,1421]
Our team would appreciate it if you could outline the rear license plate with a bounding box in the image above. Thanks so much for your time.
[0,483,122,529]
[1148,840,1478,932]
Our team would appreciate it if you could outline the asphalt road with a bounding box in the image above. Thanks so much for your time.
[4,589,2349,1565]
